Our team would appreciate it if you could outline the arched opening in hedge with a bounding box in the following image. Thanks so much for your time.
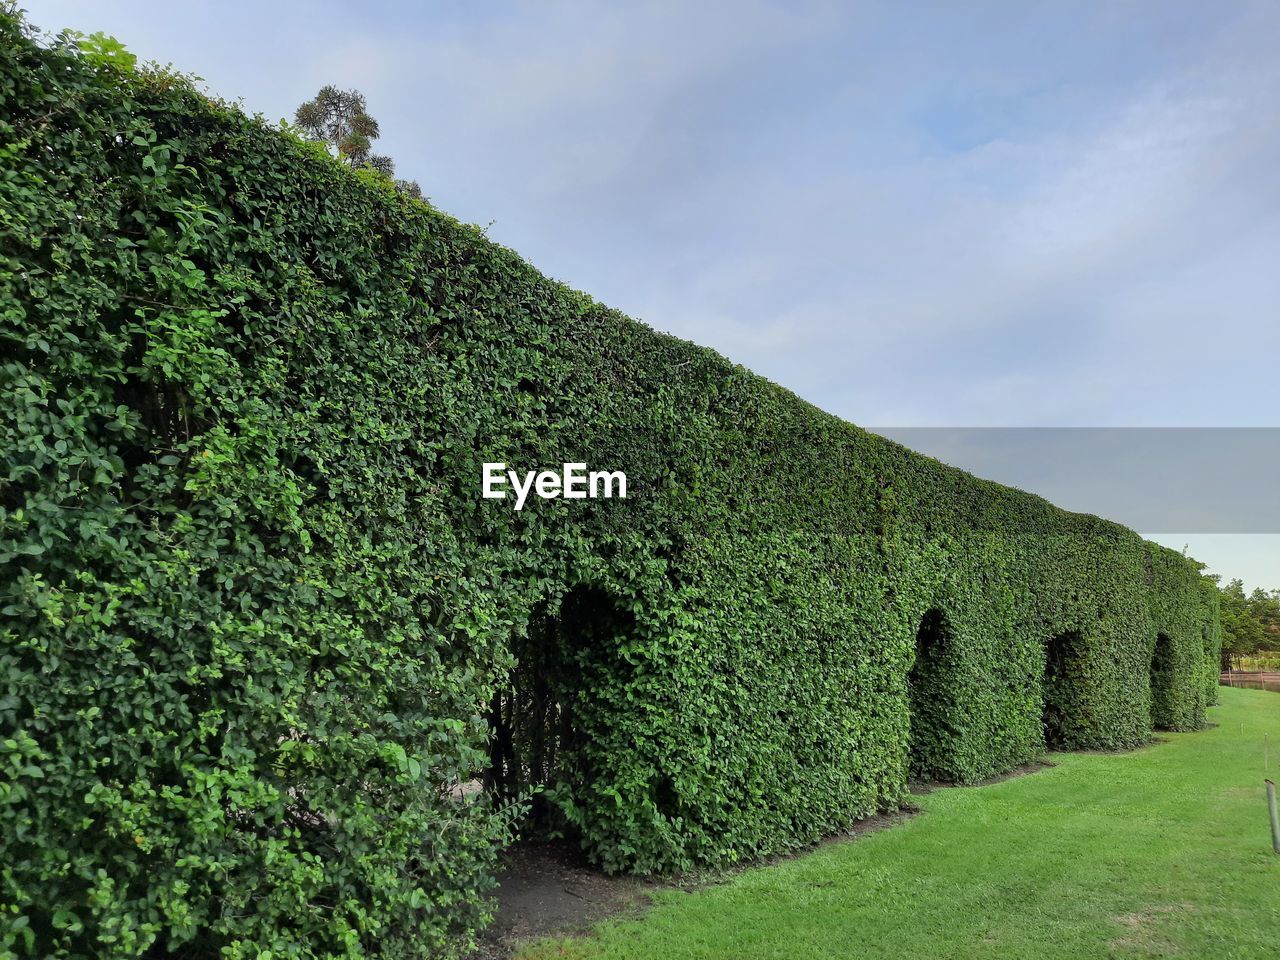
[1042,629,1085,748]
[907,608,954,778]
[1150,632,1175,730]
[484,584,633,836]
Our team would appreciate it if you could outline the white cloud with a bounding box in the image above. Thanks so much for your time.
[21,2,1280,435]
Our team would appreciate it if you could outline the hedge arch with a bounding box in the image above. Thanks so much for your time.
[0,14,1221,959]
[1043,629,1088,749]
[907,609,957,779]
[486,585,635,835]
[1149,632,1176,730]
[485,598,569,822]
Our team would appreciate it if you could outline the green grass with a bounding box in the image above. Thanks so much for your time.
[521,687,1280,960]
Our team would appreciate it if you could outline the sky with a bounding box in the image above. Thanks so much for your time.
[21,1,1280,590]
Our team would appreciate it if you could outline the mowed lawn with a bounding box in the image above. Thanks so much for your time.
[520,686,1280,960]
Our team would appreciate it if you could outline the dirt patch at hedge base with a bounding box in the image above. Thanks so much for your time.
[472,842,671,959]
[910,759,1054,795]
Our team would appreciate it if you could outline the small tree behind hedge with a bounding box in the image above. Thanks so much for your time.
[295,84,422,197]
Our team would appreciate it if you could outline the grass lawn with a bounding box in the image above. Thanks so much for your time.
[520,686,1280,960]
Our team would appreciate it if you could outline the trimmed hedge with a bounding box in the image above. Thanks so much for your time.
[0,14,1220,960]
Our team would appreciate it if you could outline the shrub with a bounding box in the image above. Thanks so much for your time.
[0,12,1220,958]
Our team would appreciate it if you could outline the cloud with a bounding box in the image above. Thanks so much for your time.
[22,0,1280,433]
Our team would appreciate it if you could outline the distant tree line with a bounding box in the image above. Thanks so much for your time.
[1212,577,1280,669]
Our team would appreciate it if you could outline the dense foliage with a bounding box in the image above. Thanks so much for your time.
[0,14,1220,959]
[1214,577,1280,669]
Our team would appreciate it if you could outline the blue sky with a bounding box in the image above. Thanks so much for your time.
[23,1,1280,589]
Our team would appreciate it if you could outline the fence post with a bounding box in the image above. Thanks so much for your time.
[1267,780,1280,855]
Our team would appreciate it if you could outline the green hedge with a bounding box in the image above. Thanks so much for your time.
[0,14,1220,959]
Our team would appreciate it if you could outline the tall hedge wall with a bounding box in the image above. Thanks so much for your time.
[0,16,1220,960]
